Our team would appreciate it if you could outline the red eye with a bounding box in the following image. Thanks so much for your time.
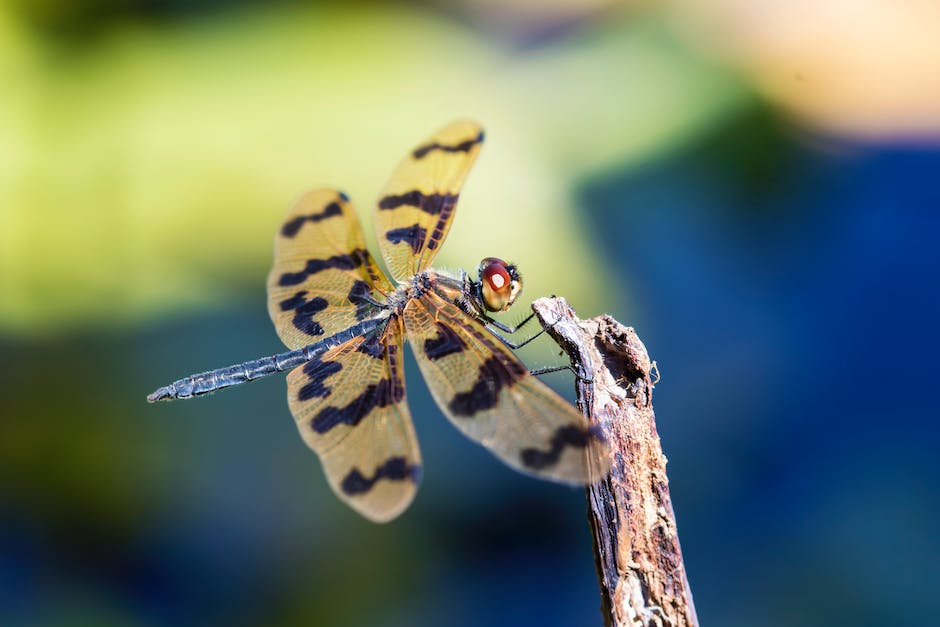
[482,259,510,292]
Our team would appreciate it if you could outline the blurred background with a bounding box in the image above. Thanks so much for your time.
[2,0,939,625]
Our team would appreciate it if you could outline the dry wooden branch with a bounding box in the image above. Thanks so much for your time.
[532,297,698,627]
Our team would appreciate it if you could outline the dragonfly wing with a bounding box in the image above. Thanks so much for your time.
[286,317,421,522]
[268,188,393,350]
[403,294,610,485]
[374,120,484,282]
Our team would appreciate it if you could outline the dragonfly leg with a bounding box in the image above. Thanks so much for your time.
[480,308,551,348]
[484,324,546,350]
[481,311,536,334]
[529,364,570,376]
[529,364,594,384]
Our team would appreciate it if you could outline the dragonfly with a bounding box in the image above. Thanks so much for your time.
[148,120,609,522]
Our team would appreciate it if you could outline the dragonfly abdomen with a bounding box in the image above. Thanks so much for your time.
[146,348,309,401]
[147,318,388,402]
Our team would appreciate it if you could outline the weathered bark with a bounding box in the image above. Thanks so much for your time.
[532,297,698,627]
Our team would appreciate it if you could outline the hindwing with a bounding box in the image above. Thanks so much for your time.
[286,316,421,522]
[403,293,609,484]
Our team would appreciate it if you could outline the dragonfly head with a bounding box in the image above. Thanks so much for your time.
[477,257,522,312]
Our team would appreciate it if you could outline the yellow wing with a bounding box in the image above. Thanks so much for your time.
[402,293,610,485]
[268,188,393,350]
[374,120,484,282]
[286,317,421,522]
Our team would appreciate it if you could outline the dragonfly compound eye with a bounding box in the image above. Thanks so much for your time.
[479,257,522,312]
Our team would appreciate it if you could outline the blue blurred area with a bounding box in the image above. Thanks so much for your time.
[581,106,940,626]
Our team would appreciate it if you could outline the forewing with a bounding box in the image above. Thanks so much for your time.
[286,317,421,522]
[403,294,609,484]
[268,188,393,350]
[374,120,484,281]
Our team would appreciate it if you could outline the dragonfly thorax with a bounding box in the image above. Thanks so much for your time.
[394,263,521,319]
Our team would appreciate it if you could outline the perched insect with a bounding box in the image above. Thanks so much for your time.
[148,121,609,522]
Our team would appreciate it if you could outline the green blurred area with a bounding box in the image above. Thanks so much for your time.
[0,0,744,335]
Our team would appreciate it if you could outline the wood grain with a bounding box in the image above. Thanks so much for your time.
[532,297,698,627]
